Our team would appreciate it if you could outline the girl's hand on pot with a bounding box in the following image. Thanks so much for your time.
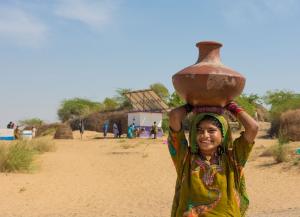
[225,101,243,116]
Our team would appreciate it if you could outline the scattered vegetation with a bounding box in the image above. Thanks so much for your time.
[31,138,56,153]
[58,98,102,122]
[150,83,170,103]
[273,143,290,163]
[263,90,300,137]
[235,94,258,117]
[168,92,185,107]
[161,114,169,134]
[260,134,291,164]
[18,118,44,127]
[36,123,60,137]
[0,138,55,172]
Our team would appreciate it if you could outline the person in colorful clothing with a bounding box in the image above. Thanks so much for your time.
[168,102,259,217]
[127,123,135,139]
[103,121,109,138]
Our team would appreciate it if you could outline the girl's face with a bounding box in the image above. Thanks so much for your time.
[196,120,222,154]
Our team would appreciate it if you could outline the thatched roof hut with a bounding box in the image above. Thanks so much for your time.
[54,124,73,139]
[279,109,300,141]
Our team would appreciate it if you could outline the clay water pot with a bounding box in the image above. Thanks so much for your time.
[172,41,245,107]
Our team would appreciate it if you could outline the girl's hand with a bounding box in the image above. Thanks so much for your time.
[225,101,243,116]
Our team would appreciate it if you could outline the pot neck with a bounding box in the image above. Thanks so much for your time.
[196,41,222,64]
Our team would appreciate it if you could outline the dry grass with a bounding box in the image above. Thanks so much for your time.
[0,138,55,172]
[0,141,35,172]
[260,141,300,165]
[31,138,56,153]
[273,144,290,163]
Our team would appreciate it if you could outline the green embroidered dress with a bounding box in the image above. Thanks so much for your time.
[168,113,254,217]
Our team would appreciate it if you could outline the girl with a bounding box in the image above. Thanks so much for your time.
[168,102,258,217]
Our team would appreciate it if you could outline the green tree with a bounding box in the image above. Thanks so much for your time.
[150,83,170,102]
[114,88,133,109]
[244,93,263,105]
[57,98,102,122]
[263,90,295,107]
[168,92,185,107]
[19,118,44,127]
[263,90,300,119]
[102,97,119,111]
[235,95,256,117]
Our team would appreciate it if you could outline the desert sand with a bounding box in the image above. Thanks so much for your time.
[0,122,300,217]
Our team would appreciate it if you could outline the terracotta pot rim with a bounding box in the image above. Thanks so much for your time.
[196,41,222,48]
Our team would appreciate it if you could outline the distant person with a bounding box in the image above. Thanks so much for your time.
[117,121,122,138]
[32,126,37,138]
[151,121,158,139]
[113,122,119,138]
[127,123,135,139]
[7,121,13,129]
[14,126,21,140]
[79,119,84,140]
[254,111,259,121]
[132,123,136,137]
[103,121,109,138]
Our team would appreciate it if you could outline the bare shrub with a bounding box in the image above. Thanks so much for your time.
[37,123,61,137]
[54,124,73,139]
[279,109,300,141]
[273,144,290,163]
[273,134,290,163]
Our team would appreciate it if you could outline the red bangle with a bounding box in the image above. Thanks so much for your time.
[226,102,243,116]
[235,107,244,115]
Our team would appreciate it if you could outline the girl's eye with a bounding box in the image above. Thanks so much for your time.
[197,129,204,134]
[208,129,217,133]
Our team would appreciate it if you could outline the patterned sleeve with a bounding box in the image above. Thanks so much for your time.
[167,128,189,176]
[232,131,255,167]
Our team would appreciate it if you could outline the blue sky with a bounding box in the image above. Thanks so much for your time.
[1,0,300,127]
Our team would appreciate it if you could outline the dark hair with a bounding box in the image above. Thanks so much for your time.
[196,115,223,136]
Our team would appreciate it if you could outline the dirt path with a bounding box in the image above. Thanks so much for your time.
[0,128,299,217]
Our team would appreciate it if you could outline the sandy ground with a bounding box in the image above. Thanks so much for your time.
[0,122,300,217]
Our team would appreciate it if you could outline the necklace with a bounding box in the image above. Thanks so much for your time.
[199,152,219,166]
